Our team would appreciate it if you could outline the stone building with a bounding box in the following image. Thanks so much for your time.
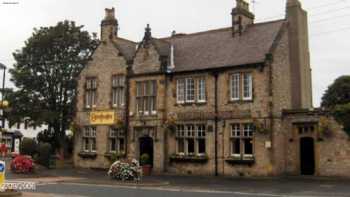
[73,0,350,177]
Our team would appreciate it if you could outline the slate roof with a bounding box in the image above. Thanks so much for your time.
[113,19,285,72]
[162,19,286,72]
[113,38,137,62]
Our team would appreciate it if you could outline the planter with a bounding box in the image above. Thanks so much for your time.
[142,165,152,176]
[225,157,255,166]
[169,155,208,163]
[78,152,97,159]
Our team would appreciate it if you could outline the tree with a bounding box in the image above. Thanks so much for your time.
[321,76,350,135]
[321,76,350,108]
[10,20,99,153]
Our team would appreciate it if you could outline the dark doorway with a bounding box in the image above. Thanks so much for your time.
[300,137,315,175]
[139,136,154,167]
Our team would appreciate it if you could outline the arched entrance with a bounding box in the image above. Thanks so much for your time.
[139,136,154,167]
[300,137,315,175]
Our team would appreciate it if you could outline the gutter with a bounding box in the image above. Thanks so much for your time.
[213,72,219,176]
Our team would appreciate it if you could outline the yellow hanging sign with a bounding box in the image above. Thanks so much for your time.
[90,111,115,125]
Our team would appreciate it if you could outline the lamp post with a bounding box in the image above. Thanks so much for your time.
[0,63,6,130]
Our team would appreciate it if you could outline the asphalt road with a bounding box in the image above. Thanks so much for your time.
[31,181,350,197]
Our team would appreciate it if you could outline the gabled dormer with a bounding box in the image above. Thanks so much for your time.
[132,24,171,75]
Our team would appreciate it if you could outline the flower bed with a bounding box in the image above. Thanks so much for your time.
[107,159,142,181]
[11,155,35,174]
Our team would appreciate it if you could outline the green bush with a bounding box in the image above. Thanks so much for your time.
[36,142,52,168]
[20,138,37,157]
[140,153,150,166]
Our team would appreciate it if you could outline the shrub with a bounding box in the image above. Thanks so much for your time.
[36,142,52,167]
[108,159,142,181]
[140,153,150,166]
[20,138,37,157]
[11,155,34,173]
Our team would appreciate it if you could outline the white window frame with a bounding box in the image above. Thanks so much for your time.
[176,79,185,104]
[230,73,240,101]
[243,123,254,157]
[185,78,195,103]
[83,127,97,153]
[242,73,253,101]
[197,78,206,103]
[230,124,241,157]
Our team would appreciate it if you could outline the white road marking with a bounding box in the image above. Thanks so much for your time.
[48,182,348,197]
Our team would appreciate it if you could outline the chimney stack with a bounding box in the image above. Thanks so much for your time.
[101,7,118,41]
[231,0,255,37]
[286,0,313,108]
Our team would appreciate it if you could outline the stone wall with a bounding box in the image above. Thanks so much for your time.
[73,39,128,169]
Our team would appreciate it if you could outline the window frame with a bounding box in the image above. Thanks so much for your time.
[176,124,206,156]
[229,123,255,159]
[112,75,125,108]
[85,77,97,109]
[108,128,126,154]
[230,73,240,101]
[197,78,206,103]
[82,127,97,153]
[242,73,253,101]
[136,80,157,116]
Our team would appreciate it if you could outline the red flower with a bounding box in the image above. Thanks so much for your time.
[11,155,34,174]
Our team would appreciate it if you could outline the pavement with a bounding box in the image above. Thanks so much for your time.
[3,158,350,197]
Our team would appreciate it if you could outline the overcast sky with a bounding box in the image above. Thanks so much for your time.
[0,0,349,107]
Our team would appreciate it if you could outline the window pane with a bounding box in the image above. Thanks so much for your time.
[231,139,240,155]
[119,138,125,153]
[243,73,252,100]
[197,78,206,102]
[187,138,195,154]
[231,74,240,100]
[244,138,253,155]
[110,138,116,152]
[243,124,254,137]
[91,139,96,151]
[177,139,184,153]
[177,79,185,103]
[197,125,206,137]
[84,138,89,151]
[231,124,240,137]
[186,78,195,102]
[177,125,185,137]
[198,139,206,154]
[186,125,195,137]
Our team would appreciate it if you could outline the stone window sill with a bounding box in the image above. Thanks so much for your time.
[78,151,97,159]
[225,157,255,166]
[169,154,208,163]
[104,152,126,160]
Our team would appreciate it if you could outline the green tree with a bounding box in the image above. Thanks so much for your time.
[321,76,350,135]
[10,20,99,153]
[321,76,350,108]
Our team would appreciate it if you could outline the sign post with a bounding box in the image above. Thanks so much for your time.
[0,160,5,188]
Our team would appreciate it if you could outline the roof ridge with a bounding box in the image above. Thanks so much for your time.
[161,19,286,40]
[115,37,137,44]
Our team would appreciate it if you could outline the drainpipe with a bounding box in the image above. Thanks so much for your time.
[214,72,219,176]
[125,62,132,157]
